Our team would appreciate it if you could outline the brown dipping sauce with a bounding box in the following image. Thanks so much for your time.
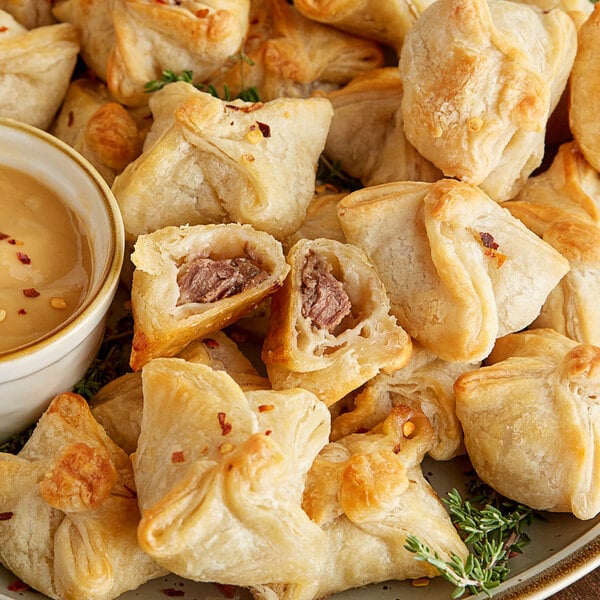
[0,165,92,353]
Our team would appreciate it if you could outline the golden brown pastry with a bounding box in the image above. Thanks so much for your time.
[133,358,331,586]
[399,0,577,201]
[330,341,479,460]
[129,223,289,370]
[262,237,412,406]
[50,78,150,185]
[112,82,334,241]
[91,330,269,454]
[324,67,442,187]
[512,0,592,28]
[51,0,114,81]
[0,0,56,28]
[455,328,600,520]
[0,11,79,129]
[569,3,600,173]
[292,0,435,50]
[338,179,570,363]
[252,406,468,600]
[107,0,250,107]
[208,0,385,101]
[0,393,165,600]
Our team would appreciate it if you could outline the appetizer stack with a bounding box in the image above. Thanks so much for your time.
[1,0,599,598]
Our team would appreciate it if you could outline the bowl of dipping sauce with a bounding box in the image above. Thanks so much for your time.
[0,117,124,443]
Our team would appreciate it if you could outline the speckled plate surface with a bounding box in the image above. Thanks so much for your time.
[1,454,599,600]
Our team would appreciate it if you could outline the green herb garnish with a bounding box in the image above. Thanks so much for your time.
[405,486,534,598]
[316,154,362,192]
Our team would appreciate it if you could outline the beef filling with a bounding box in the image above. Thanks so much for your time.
[300,252,351,332]
[177,256,269,305]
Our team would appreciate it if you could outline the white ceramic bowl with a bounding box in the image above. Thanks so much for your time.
[0,118,124,443]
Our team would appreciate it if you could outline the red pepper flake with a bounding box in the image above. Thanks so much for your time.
[258,404,275,412]
[256,121,271,138]
[8,579,29,592]
[217,412,232,436]
[160,589,184,597]
[7,239,16,245]
[171,451,185,463]
[214,583,237,598]
[265,429,272,436]
[195,7,209,17]
[202,338,219,349]
[0,232,8,240]
[0,26,8,33]
[392,444,402,454]
[479,231,499,250]
[225,102,263,113]
[16,252,31,265]
[23,288,40,298]
[0,511,13,520]
[17,308,27,315]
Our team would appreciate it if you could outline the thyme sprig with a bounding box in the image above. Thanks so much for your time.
[316,154,362,192]
[405,487,534,598]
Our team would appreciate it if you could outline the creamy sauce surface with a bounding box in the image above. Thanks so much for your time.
[0,165,92,353]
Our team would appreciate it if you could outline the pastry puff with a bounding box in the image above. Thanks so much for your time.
[399,0,576,202]
[569,4,600,174]
[208,0,385,101]
[253,406,468,600]
[324,67,442,188]
[262,237,412,407]
[133,358,331,586]
[455,329,600,520]
[0,0,56,29]
[112,83,334,241]
[0,12,79,130]
[92,330,270,454]
[50,78,150,185]
[0,393,165,600]
[337,179,570,363]
[129,223,289,371]
[330,341,479,460]
[292,0,435,51]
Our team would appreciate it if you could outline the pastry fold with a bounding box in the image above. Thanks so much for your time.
[0,12,79,129]
[399,0,576,201]
[0,0,56,28]
[324,67,442,188]
[252,406,468,600]
[262,237,412,406]
[208,0,385,101]
[112,82,334,241]
[455,328,600,520]
[133,358,331,586]
[0,393,165,600]
[129,223,289,370]
[337,179,570,363]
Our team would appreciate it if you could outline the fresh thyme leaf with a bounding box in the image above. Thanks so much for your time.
[405,485,535,598]
[316,154,362,192]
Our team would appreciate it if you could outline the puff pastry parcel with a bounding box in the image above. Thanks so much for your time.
[455,329,600,520]
[0,393,165,600]
[338,179,570,363]
[0,12,79,130]
[399,0,576,201]
[0,0,56,28]
[129,223,289,370]
[208,0,384,101]
[324,67,442,188]
[133,358,331,587]
[113,82,334,241]
[253,406,468,600]
[262,237,412,406]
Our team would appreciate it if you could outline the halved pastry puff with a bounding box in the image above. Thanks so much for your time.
[0,392,165,600]
[399,0,576,201]
[0,11,79,130]
[133,358,331,586]
[129,223,289,370]
[330,341,480,460]
[92,330,270,454]
[455,328,600,520]
[261,237,412,407]
[337,179,570,363]
[252,405,468,600]
[112,82,334,241]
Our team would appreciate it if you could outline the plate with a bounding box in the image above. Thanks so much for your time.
[1,452,599,600]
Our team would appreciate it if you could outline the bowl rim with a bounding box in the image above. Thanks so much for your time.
[0,117,125,364]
